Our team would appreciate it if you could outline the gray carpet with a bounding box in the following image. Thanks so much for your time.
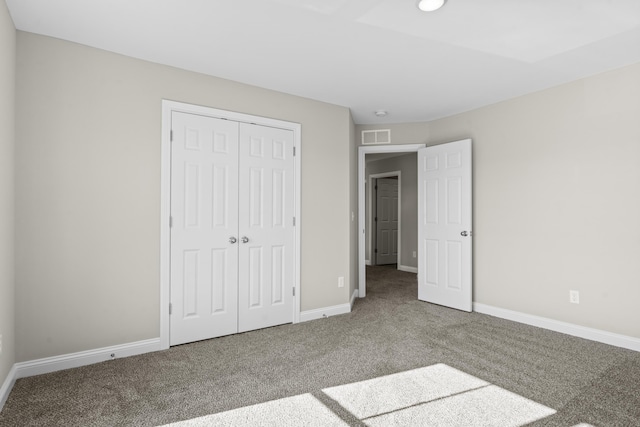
[1,265,640,426]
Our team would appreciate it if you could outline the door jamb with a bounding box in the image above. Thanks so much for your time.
[160,100,302,350]
[358,144,425,298]
[369,172,401,267]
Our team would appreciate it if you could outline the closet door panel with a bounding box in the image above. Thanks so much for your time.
[170,112,240,345]
[238,123,295,332]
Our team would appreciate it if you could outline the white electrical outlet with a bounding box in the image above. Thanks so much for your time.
[413,251,417,258]
[338,276,344,288]
[569,290,580,304]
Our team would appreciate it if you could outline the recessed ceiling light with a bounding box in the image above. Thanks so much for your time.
[375,110,388,117]
[418,0,446,12]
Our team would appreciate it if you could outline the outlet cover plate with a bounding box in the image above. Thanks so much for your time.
[569,290,580,304]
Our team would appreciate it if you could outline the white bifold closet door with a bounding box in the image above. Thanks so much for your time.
[170,112,294,346]
[237,123,295,333]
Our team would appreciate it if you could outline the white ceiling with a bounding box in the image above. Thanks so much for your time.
[6,0,640,124]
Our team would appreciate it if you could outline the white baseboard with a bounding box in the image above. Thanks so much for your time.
[350,289,358,308]
[398,265,418,274]
[300,302,352,322]
[365,259,371,266]
[14,338,161,380]
[474,303,640,353]
[0,365,17,412]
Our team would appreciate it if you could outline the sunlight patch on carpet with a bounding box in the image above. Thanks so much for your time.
[323,363,489,419]
[161,364,556,426]
[161,393,348,427]
[323,364,556,426]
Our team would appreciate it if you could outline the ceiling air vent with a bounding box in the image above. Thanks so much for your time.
[362,129,391,145]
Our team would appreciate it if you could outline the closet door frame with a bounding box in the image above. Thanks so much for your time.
[159,100,302,350]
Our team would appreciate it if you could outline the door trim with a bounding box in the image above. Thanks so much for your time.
[368,172,401,267]
[358,144,425,298]
[160,100,302,350]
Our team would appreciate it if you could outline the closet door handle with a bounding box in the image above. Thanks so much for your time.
[241,236,249,244]
[229,237,237,244]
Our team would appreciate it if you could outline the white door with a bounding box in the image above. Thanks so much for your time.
[170,112,240,345]
[238,123,295,332]
[375,178,399,265]
[417,139,472,312]
[170,114,295,346]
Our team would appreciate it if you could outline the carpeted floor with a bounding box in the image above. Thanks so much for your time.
[1,265,639,426]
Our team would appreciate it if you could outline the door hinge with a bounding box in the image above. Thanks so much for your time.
[169,303,172,315]
[375,248,378,253]
[293,287,296,296]
[169,216,173,228]
[374,217,377,222]
[293,146,296,156]
[170,130,173,142]
[293,217,296,226]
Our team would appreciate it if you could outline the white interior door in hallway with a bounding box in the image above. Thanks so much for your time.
[170,111,295,346]
[417,139,473,312]
[375,178,399,265]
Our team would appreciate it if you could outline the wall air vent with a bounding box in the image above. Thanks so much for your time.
[362,129,391,145]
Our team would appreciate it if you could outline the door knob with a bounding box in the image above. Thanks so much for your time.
[241,236,249,243]
[461,231,469,237]
[229,237,237,244]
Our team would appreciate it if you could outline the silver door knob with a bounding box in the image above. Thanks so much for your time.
[461,231,469,237]
[229,237,237,244]
[241,236,249,243]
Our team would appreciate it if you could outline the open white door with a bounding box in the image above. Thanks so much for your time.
[418,139,472,312]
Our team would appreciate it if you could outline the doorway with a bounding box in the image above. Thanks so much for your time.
[358,145,423,298]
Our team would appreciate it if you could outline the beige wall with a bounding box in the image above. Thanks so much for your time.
[365,153,418,269]
[0,1,16,389]
[10,26,640,368]
[15,32,353,362]
[357,62,640,338]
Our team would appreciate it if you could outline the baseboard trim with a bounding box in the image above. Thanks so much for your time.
[350,289,358,308]
[300,303,352,322]
[0,365,17,412]
[398,265,418,274]
[474,303,640,352]
[14,338,162,380]
[365,259,371,266]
